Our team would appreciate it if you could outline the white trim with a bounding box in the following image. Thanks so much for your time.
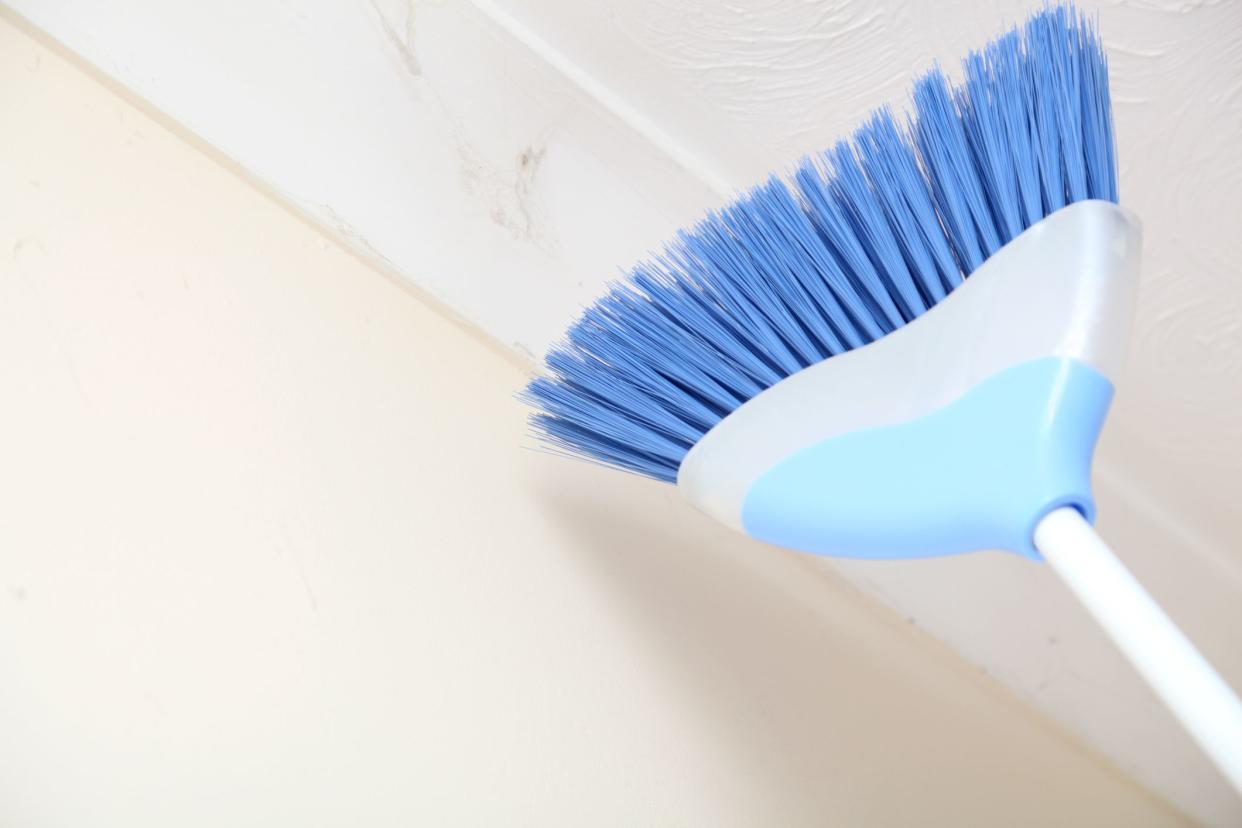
[465,0,736,199]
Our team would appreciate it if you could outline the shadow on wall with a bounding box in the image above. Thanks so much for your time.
[521,459,1084,825]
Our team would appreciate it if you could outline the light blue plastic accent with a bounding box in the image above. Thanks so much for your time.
[740,358,1114,560]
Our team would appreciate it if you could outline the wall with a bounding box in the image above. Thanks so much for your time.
[5,2,1238,822]
[0,17,1191,827]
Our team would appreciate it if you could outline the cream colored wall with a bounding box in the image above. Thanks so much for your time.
[0,17,1189,828]
[7,3,1238,821]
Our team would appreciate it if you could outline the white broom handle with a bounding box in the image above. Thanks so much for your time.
[1034,507,1242,796]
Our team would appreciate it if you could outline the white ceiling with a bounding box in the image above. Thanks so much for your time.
[10,0,1241,823]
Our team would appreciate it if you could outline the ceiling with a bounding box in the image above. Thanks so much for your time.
[10,0,1241,823]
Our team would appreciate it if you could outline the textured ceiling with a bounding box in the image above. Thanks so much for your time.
[8,0,1241,823]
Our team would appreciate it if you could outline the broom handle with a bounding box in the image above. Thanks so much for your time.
[1034,507,1242,796]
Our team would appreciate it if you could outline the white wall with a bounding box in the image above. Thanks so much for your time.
[0,17,1190,827]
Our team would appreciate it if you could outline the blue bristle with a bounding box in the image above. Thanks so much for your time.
[733,180,854,353]
[524,4,1118,483]
[794,157,905,335]
[913,67,1004,270]
[1079,17,1118,202]
[829,140,930,320]
[855,110,960,301]
[960,35,1024,243]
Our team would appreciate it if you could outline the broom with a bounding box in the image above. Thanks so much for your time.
[523,4,1242,792]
